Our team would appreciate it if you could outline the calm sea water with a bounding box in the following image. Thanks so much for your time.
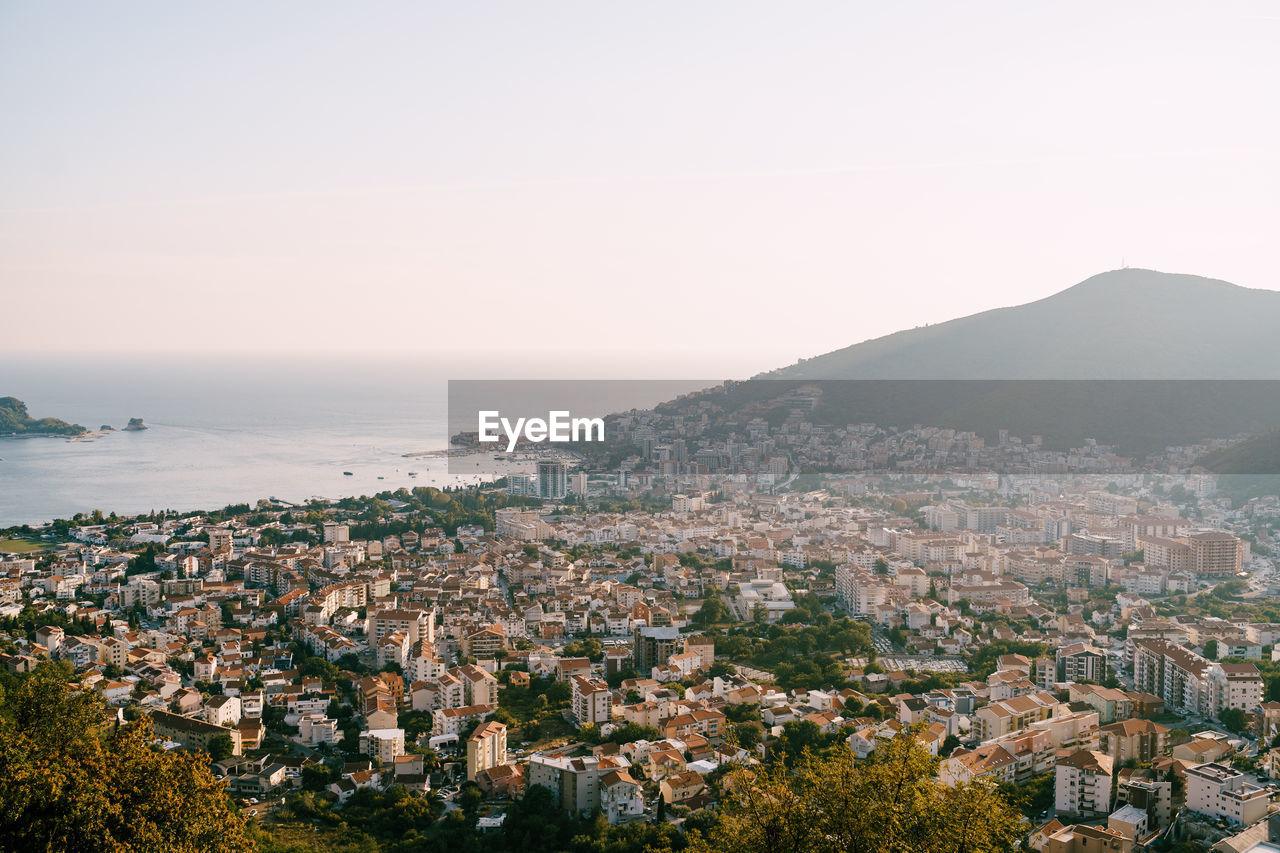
[0,355,733,527]
[0,356,469,527]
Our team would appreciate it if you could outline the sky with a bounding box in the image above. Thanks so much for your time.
[2,1,1279,378]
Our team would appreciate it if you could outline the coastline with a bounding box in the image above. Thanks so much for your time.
[1,427,146,442]
[0,439,518,529]
[66,429,110,441]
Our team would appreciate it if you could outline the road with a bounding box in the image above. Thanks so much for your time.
[496,571,515,607]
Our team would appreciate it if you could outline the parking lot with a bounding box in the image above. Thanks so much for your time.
[876,656,968,674]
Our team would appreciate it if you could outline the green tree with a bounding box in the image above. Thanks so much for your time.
[301,763,333,791]
[1219,707,1247,733]
[496,784,576,852]
[604,722,660,745]
[772,720,822,767]
[695,731,1022,853]
[708,661,735,679]
[751,602,769,625]
[0,665,254,852]
[206,733,235,763]
[694,596,731,627]
[997,771,1056,818]
[732,722,762,751]
[967,639,1048,679]
[457,781,484,814]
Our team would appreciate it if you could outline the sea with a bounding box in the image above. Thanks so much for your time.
[0,355,486,527]
[0,354,724,528]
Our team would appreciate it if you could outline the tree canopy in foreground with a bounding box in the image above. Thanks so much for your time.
[693,730,1023,853]
[0,664,254,852]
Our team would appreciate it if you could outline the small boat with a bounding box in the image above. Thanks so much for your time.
[343,471,353,476]
[377,476,384,480]
[408,472,418,477]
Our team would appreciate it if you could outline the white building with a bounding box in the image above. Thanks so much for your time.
[734,579,795,622]
[299,713,343,746]
[322,522,350,544]
[359,728,406,764]
[205,694,241,727]
[526,752,634,817]
[365,607,436,648]
[1133,640,1262,720]
[571,674,612,728]
[1054,750,1113,819]
[672,494,705,513]
[923,505,959,532]
[1184,762,1272,826]
[466,721,508,781]
[599,768,645,824]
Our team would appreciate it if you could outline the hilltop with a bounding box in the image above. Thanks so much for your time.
[642,270,1280,455]
[768,269,1280,379]
[0,397,85,436]
[1196,430,1280,504]
[1199,430,1280,476]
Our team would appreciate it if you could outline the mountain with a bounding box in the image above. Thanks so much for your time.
[1201,430,1280,475]
[639,269,1280,456]
[1197,431,1280,505]
[658,377,1280,456]
[0,397,86,436]
[768,269,1280,379]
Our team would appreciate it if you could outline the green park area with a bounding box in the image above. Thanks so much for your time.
[0,538,44,554]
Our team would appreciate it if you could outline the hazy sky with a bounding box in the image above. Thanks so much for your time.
[3,1,1278,376]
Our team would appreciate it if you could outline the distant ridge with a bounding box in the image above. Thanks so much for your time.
[1199,430,1280,475]
[638,269,1280,457]
[767,269,1280,379]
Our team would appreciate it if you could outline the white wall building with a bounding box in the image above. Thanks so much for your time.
[1184,762,1272,826]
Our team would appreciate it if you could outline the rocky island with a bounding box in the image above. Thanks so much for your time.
[122,417,148,431]
[0,397,86,437]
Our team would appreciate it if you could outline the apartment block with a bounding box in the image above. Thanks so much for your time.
[633,626,679,672]
[1099,719,1169,765]
[466,720,508,782]
[1184,762,1271,826]
[527,752,633,817]
[359,728,405,764]
[571,674,612,728]
[1054,750,1114,819]
[1057,642,1108,684]
[150,709,242,756]
[972,691,1060,742]
[366,607,436,648]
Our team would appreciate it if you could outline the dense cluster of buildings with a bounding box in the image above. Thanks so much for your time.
[7,395,1280,850]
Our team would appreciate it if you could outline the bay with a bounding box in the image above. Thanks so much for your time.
[0,355,460,526]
